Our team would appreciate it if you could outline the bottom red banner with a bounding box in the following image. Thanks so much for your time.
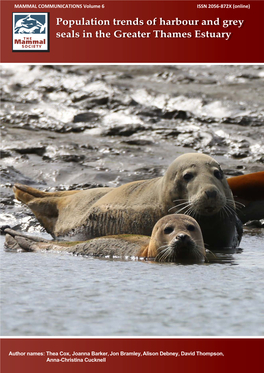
[1,337,263,373]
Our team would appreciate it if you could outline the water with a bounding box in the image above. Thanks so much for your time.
[1,230,264,337]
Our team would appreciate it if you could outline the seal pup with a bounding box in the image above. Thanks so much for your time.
[143,215,206,263]
[13,153,241,249]
[4,215,206,264]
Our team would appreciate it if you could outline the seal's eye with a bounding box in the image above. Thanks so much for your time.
[214,170,223,180]
[183,173,194,181]
[164,227,174,235]
[187,224,195,231]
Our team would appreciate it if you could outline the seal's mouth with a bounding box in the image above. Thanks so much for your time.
[194,199,238,219]
[155,236,205,264]
[193,192,225,216]
[169,195,227,217]
[198,204,222,216]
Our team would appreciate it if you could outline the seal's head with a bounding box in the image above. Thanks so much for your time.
[163,153,235,218]
[147,214,206,264]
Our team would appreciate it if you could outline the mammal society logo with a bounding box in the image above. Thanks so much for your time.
[13,13,49,51]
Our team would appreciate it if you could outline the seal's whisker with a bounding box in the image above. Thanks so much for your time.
[220,202,237,218]
[156,245,172,262]
[168,202,190,213]
[156,249,170,262]
[186,201,199,218]
[219,209,223,220]
[163,247,173,261]
[162,250,170,262]
[191,209,199,221]
[181,205,191,214]
[167,249,175,261]
[221,206,229,220]
[184,205,196,217]
[234,202,245,209]
[156,245,168,254]
[173,201,190,208]
[229,204,242,213]
[228,198,245,208]
[223,207,233,218]
[233,203,244,211]
[205,248,217,258]
[224,204,237,216]
[172,203,192,214]
[223,206,230,215]
[226,199,239,208]
[221,206,230,219]
[158,244,170,251]
[173,199,188,203]
[226,198,244,211]
[184,209,192,216]
[164,248,172,259]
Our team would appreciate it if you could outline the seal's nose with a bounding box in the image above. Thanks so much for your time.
[176,233,187,241]
[205,190,217,199]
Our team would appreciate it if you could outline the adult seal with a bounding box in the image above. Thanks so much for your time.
[4,215,206,264]
[13,153,242,249]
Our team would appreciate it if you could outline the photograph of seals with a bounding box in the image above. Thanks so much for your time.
[13,152,241,249]
[4,215,206,264]
[1,65,264,338]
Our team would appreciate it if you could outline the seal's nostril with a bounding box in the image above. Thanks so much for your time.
[176,233,187,241]
[205,190,217,199]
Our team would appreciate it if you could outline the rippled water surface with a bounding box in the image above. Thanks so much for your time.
[1,230,264,337]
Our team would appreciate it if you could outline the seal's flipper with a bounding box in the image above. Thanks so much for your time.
[12,236,35,251]
[4,228,50,242]
[13,184,81,236]
[14,184,48,203]
[4,228,50,252]
[4,231,42,252]
[27,198,61,236]
[5,234,24,251]
[14,184,81,203]
[4,231,54,252]
[14,184,61,236]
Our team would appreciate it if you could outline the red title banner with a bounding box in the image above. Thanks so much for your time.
[1,1,264,62]
[1,338,264,373]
